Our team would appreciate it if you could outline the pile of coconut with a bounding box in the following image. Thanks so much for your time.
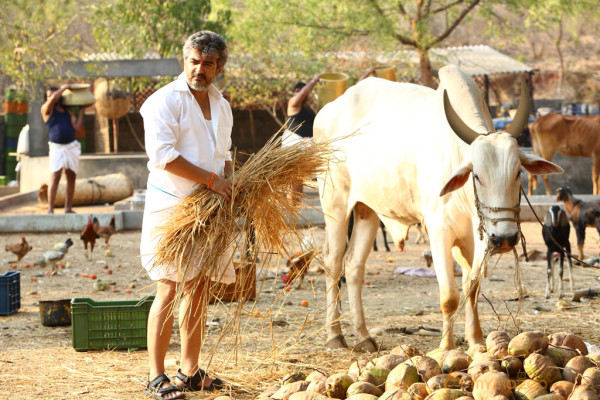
[257,331,600,400]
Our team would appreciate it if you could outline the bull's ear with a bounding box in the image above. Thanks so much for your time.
[440,161,473,196]
[519,151,564,175]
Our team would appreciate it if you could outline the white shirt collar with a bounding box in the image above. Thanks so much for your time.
[174,72,223,100]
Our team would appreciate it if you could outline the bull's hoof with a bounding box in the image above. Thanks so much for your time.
[353,337,379,352]
[326,335,348,349]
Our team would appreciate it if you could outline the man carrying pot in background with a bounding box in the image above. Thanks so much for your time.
[41,85,85,214]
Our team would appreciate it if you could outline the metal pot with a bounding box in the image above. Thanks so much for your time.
[61,83,96,107]
[39,299,71,326]
[315,72,349,110]
[374,65,396,81]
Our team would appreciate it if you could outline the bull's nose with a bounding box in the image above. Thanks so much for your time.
[490,233,520,250]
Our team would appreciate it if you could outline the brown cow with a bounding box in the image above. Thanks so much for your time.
[528,113,600,195]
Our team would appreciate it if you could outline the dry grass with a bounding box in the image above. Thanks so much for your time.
[151,132,331,321]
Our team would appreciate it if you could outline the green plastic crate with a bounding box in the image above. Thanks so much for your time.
[71,296,154,352]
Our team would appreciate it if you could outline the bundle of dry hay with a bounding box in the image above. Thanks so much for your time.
[152,132,331,316]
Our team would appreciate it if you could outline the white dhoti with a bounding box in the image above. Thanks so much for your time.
[140,183,236,284]
[49,141,81,173]
[282,130,312,148]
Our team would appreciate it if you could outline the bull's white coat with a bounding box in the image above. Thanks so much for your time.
[314,65,562,351]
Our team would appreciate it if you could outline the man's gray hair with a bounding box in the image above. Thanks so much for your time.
[183,31,228,69]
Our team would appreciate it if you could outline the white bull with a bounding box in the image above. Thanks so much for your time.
[314,65,562,352]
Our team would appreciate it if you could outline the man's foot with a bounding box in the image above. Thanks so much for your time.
[175,368,226,391]
[146,374,185,399]
[64,209,76,214]
[48,209,54,214]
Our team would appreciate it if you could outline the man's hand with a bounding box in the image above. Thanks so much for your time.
[209,174,233,203]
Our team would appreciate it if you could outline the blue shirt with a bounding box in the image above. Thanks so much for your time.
[45,108,75,144]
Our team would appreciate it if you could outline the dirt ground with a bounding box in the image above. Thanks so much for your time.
[1,220,600,400]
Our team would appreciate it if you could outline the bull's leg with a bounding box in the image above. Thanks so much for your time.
[323,210,351,349]
[380,222,391,252]
[459,244,485,352]
[545,250,553,299]
[542,175,552,196]
[346,203,379,352]
[527,174,537,196]
[428,229,460,350]
[576,226,586,260]
[593,155,600,195]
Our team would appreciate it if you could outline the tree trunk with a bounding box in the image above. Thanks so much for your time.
[249,109,257,152]
[555,19,565,98]
[418,49,435,88]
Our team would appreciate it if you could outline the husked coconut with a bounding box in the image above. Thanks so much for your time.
[426,374,461,394]
[349,360,370,381]
[550,381,575,398]
[427,349,449,368]
[346,394,379,400]
[486,331,511,359]
[271,381,310,400]
[545,346,578,368]
[346,381,383,397]
[306,371,328,383]
[508,331,550,357]
[472,371,512,400]
[391,344,424,358]
[524,353,562,386]
[424,388,467,400]
[358,367,389,389]
[442,350,472,373]
[411,356,443,382]
[449,371,473,392]
[379,388,413,400]
[567,384,599,400]
[581,367,600,387]
[325,373,354,399]
[386,363,420,392]
[468,359,501,381]
[500,356,523,378]
[307,379,327,395]
[283,372,308,385]
[548,332,588,356]
[408,382,429,400]
[375,355,408,371]
[514,379,547,400]
[563,356,595,383]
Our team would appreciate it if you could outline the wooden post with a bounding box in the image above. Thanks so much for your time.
[112,118,119,153]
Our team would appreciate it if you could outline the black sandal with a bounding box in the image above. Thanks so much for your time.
[176,368,226,391]
[145,374,186,399]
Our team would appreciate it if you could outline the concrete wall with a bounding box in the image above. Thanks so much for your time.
[20,152,149,192]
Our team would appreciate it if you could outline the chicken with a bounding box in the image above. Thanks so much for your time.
[93,215,116,248]
[284,229,318,288]
[5,233,33,262]
[81,216,99,259]
[37,238,73,275]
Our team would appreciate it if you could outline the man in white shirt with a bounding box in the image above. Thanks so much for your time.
[140,31,234,400]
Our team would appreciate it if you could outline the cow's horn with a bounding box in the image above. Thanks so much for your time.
[506,78,531,138]
[443,90,480,145]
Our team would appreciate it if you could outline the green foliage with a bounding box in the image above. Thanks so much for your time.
[0,0,92,94]
[91,0,230,59]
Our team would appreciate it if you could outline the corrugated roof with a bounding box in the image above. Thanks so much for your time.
[427,45,533,76]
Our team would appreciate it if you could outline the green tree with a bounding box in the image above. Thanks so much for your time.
[91,0,231,59]
[0,0,93,94]
[232,0,485,88]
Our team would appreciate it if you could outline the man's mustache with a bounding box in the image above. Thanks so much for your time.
[192,73,207,80]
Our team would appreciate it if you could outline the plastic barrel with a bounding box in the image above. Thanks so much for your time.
[316,73,349,110]
[374,65,396,81]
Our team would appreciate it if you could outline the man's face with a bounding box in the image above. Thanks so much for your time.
[184,48,223,92]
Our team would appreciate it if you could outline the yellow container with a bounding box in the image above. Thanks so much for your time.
[61,83,96,107]
[374,65,396,81]
[316,72,349,109]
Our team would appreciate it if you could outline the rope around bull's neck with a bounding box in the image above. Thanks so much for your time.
[520,185,600,269]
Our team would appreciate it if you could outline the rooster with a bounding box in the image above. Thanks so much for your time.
[284,228,318,288]
[5,233,33,262]
[93,215,116,248]
[37,238,73,275]
[81,216,99,259]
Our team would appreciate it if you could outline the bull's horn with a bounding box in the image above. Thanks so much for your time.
[443,90,480,145]
[506,78,531,138]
